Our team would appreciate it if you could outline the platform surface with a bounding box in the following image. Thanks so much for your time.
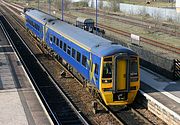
[141,67,180,119]
[0,23,52,125]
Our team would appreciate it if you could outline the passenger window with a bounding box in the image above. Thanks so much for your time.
[82,55,87,67]
[76,51,81,62]
[40,27,43,33]
[72,48,76,58]
[53,36,56,43]
[130,59,138,77]
[67,46,71,55]
[56,38,59,46]
[50,35,53,42]
[103,63,112,78]
[59,40,62,48]
[95,64,98,75]
[63,43,66,52]
[37,25,40,31]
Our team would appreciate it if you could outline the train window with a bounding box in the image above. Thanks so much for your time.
[67,46,71,55]
[59,40,62,48]
[82,55,87,67]
[76,51,81,62]
[34,24,36,29]
[56,38,59,46]
[40,27,43,33]
[53,36,56,43]
[130,60,138,77]
[37,25,40,31]
[63,43,67,52]
[30,20,32,25]
[72,48,76,58]
[95,64,98,75]
[102,63,112,78]
[104,57,112,61]
[50,35,53,42]
[32,22,34,26]
[35,24,38,30]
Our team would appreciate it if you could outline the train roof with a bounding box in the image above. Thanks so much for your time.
[25,8,56,25]
[25,9,136,57]
[76,17,94,24]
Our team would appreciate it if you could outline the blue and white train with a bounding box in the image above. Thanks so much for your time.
[24,8,140,105]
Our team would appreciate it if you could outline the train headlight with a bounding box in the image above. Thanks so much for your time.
[102,79,112,83]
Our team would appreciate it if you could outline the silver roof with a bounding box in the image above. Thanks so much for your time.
[25,9,56,25]
[76,17,94,23]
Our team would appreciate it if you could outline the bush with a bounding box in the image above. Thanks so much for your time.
[72,1,89,7]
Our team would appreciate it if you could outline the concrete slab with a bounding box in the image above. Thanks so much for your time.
[140,67,180,125]
[141,68,180,103]
[0,89,28,125]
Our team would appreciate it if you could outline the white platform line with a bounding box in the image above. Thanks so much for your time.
[0,45,12,47]
[0,52,14,54]
[160,91,180,104]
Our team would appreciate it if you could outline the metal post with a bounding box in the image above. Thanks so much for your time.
[62,0,64,21]
[96,0,98,34]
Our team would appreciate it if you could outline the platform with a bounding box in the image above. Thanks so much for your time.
[140,67,180,125]
[0,22,52,125]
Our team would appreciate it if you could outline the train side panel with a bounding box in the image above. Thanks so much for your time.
[46,28,91,79]
[25,15,43,40]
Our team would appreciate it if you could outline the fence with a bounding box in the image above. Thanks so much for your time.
[88,0,180,22]
[174,59,180,80]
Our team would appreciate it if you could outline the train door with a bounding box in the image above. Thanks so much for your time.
[116,59,127,90]
[43,23,48,42]
[113,54,130,100]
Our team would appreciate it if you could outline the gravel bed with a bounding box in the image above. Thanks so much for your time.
[133,96,167,125]
[39,57,121,125]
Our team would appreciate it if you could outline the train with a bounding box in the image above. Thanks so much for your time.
[24,8,140,105]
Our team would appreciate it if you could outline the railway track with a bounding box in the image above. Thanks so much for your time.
[0,12,89,125]
[77,8,180,37]
[3,0,180,55]
[1,3,166,125]
[98,23,180,54]
[64,13,180,55]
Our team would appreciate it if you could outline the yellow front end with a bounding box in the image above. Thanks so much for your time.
[100,55,140,105]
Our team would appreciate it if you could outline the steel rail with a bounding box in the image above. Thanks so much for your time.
[0,11,89,125]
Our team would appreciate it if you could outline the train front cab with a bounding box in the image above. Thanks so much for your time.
[100,53,140,105]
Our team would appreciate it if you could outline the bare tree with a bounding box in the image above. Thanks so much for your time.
[82,0,90,3]
[64,0,72,10]
[154,10,161,28]
[99,0,104,9]
[108,0,120,12]
[56,0,72,11]
[91,0,94,8]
